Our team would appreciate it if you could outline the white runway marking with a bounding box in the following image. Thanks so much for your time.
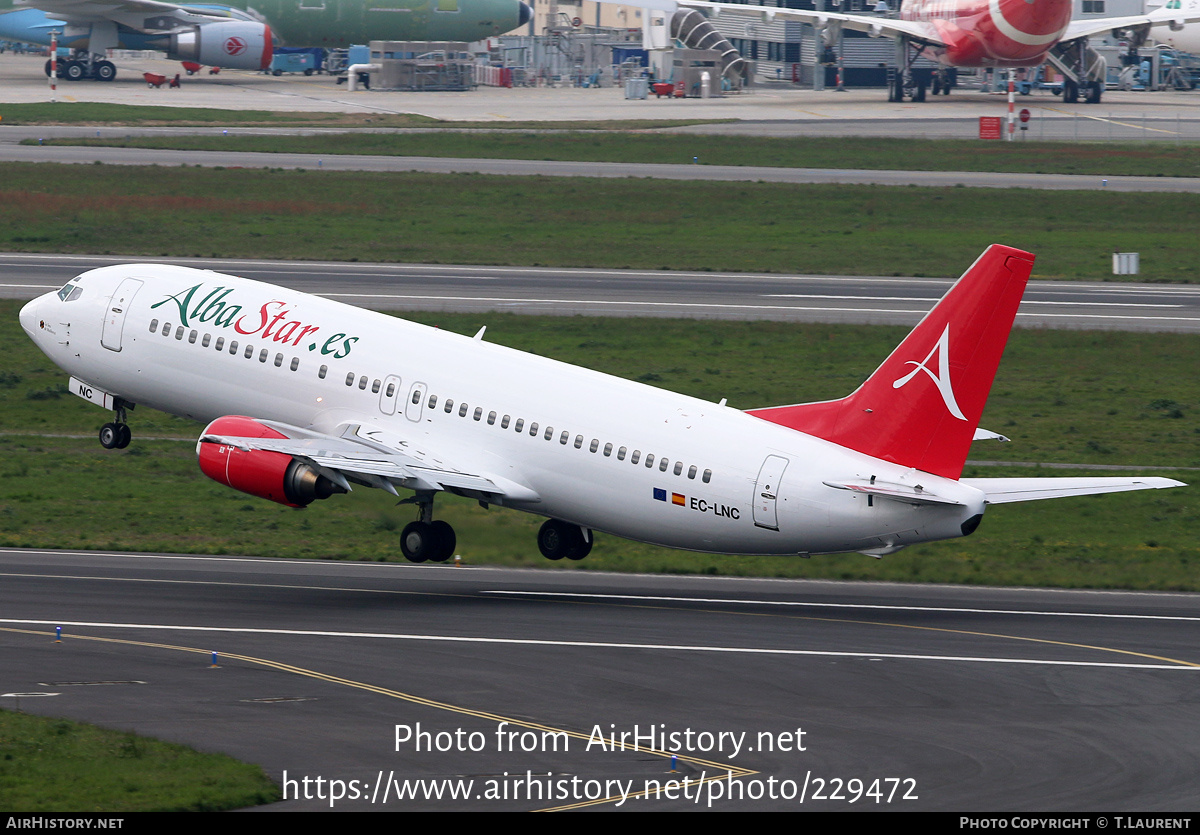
[1,618,1195,670]
[483,590,1200,622]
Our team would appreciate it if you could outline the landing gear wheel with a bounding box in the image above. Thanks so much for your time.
[538,520,591,561]
[1085,80,1102,104]
[99,423,120,449]
[115,424,132,449]
[913,82,926,102]
[95,61,116,82]
[1063,79,1079,103]
[931,76,941,95]
[427,520,456,563]
[64,61,85,82]
[401,521,435,562]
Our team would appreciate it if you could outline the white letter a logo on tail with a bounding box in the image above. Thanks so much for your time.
[892,324,967,421]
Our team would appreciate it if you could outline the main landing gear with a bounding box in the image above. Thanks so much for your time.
[396,493,593,564]
[45,54,117,82]
[98,403,131,450]
[399,491,457,563]
[537,519,592,561]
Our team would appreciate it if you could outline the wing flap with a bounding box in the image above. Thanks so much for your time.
[823,479,965,506]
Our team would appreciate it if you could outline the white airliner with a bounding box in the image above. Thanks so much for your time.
[18,246,1183,563]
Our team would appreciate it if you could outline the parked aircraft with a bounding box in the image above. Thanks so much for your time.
[1148,0,1200,54]
[617,0,1200,103]
[0,0,531,81]
[18,246,1183,562]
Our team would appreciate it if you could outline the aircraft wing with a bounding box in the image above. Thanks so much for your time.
[959,476,1185,504]
[601,0,946,47]
[15,0,237,24]
[199,419,541,503]
[1062,5,1200,41]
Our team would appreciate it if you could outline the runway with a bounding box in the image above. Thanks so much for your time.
[2,547,1198,811]
[3,136,1200,193]
[3,252,1199,332]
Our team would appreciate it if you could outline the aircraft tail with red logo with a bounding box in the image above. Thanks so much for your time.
[747,244,1034,480]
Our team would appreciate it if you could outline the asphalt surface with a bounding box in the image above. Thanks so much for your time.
[4,252,1199,332]
[3,547,1199,811]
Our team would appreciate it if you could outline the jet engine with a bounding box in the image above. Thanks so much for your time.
[197,416,345,508]
[162,21,273,71]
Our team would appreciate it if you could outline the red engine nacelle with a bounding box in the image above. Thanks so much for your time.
[165,21,273,71]
[197,416,345,508]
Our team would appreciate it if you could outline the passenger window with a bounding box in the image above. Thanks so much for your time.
[229,340,238,354]
[358,376,368,390]
[688,465,697,479]
[645,454,655,468]
[385,382,395,397]
[445,399,454,413]
[459,403,469,417]
[428,395,438,409]
[702,469,712,483]
[514,418,524,432]
[617,446,626,461]
[501,415,510,429]
[529,422,538,436]
[318,364,327,379]
[660,458,669,472]
[545,426,554,440]
[188,330,197,344]
[602,443,611,456]
[631,450,641,464]
[149,319,158,332]
[258,348,267,362]
[371,379,381,393]
[215,337,225,351]
[560,431,569,445]
[345,373,355,386]
[202,334,211,348]
[275,354,284,368]
[487,411,497,425]
[411,390,420,404]
[674,461,683,476]
[474,407,483,421]
[162,322,171,336]
[290,358,299,371]
[175,327,184,340]
[244,344,253,358]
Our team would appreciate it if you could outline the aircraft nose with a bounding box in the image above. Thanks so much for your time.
[518,1,532,27]
[19,296,42,339]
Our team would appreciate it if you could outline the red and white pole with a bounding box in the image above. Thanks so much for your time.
[49,29,58,101]
[1006,68,1015,141]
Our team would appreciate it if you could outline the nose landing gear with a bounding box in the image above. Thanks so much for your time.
[98,402,132,449]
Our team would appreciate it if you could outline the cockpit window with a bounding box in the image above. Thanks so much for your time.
[57,283,83,302]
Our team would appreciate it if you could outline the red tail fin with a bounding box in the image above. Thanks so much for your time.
[747,245,1034,480]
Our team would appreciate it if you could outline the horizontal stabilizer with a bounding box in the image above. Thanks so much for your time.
[961,477,1186,504]
[822,479,965,506]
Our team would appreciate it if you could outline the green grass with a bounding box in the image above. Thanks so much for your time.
[0,102,721,131]
[37,133,1200,178]
[3,162,1200,280]
[0,709,279,812]
[3,302,1195,589]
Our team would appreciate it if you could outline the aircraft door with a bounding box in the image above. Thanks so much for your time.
[753,454,790,531]
[379,375,401,415]
[100,278,144,353]
[405,382,427,422]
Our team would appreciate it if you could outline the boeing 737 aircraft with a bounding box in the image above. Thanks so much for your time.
[0,0,531,80]
[18,246,1183,563]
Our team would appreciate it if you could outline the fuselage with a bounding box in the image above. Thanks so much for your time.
[0,0,530,51]
[19,265,987,557]
[900,0,1073,67]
